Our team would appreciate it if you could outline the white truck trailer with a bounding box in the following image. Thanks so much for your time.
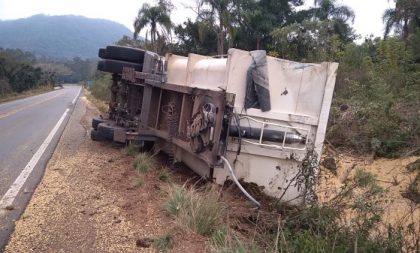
[93,45,338,206]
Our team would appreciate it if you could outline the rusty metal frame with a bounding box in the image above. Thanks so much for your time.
[120,66,234,170]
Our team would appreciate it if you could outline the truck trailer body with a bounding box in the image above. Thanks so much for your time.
[93,45,338,205]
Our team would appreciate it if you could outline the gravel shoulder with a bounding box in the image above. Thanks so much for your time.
[4,95,206,253]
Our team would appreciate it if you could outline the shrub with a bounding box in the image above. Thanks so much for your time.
[89,72,111,101]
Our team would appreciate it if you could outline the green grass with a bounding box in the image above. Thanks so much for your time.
[133,153,156,174]
[159,168,172,182]
[153,234,174,252]
[164,185,223,236]
[211,227,259,253]
[122,143,139,156]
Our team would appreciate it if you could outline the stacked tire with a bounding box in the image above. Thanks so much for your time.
[97,45,146,74]
[92,45,147,142]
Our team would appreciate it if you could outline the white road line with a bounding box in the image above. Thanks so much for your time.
[0,108,70,211]
[72,87,82,105]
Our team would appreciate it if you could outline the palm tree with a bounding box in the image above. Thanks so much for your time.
[383,0,420,40]
[133,1,172,52]
[312,0,355,23]
[308,0,355,42]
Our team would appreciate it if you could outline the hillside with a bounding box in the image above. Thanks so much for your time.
[0,14,132,59]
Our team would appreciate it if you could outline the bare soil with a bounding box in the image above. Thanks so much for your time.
[318,148,420,243]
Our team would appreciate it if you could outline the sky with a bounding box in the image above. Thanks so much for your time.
[0,0,395,40]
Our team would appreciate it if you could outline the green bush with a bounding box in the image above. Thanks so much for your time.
[327,38,419,157]
[89,72,111,101]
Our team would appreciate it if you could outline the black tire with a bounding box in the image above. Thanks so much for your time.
[97,122,114,140]
[105,45,145,63]
[98,48,107,59]
[92,118,107,130]
[97,59,143,74]
[140,141,154,152]
[91,130,105,141]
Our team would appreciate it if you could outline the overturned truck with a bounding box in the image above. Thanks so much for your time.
[93,45,338,206]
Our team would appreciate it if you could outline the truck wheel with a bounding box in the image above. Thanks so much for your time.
[91,130,105,141]
[104,45,145,63]
[97,59,143,74]
[141,141,154,152]
[97,122,114,140]
[92,118,107,130]
[98,48,107,59]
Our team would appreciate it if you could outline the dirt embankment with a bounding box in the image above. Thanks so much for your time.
[318,150,420,242]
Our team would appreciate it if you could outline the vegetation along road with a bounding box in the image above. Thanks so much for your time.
[0,85,81,250]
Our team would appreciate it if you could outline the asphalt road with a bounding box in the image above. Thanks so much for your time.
[0,85,82,251]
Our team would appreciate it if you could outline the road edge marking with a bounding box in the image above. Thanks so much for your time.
[0,108,70,211]
[72,87,82,105]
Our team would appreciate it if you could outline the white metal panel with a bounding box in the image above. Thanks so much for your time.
[166,54,188,86]
[225,49,253,108]
[186,53,209,86]
[189,58,227,90]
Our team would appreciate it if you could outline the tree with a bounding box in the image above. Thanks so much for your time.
[270,20,346,62]
[235,0,304,50]
[306,0,356,42]
[116,35,144,48]
[383,0,420,40]
[312,0,354,22]
[171,19,218,56]
[198,0,237,55]
[133,1,173,53]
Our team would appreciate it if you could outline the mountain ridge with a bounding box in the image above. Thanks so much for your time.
[0,14,133,59]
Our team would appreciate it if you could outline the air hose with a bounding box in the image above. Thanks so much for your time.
[220,156,261,207]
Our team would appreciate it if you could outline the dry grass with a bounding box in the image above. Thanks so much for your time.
[84,88,108,113]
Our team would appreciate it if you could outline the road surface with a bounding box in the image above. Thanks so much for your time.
[0,85,81,251]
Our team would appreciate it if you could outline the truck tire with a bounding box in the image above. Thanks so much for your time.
[98,48,107,59]
[141,141,154,152]
[92,118,107,130]
[91,129,105,141]
[97,59,143,74]
[104,45,145,63]
[97,122,114,140]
